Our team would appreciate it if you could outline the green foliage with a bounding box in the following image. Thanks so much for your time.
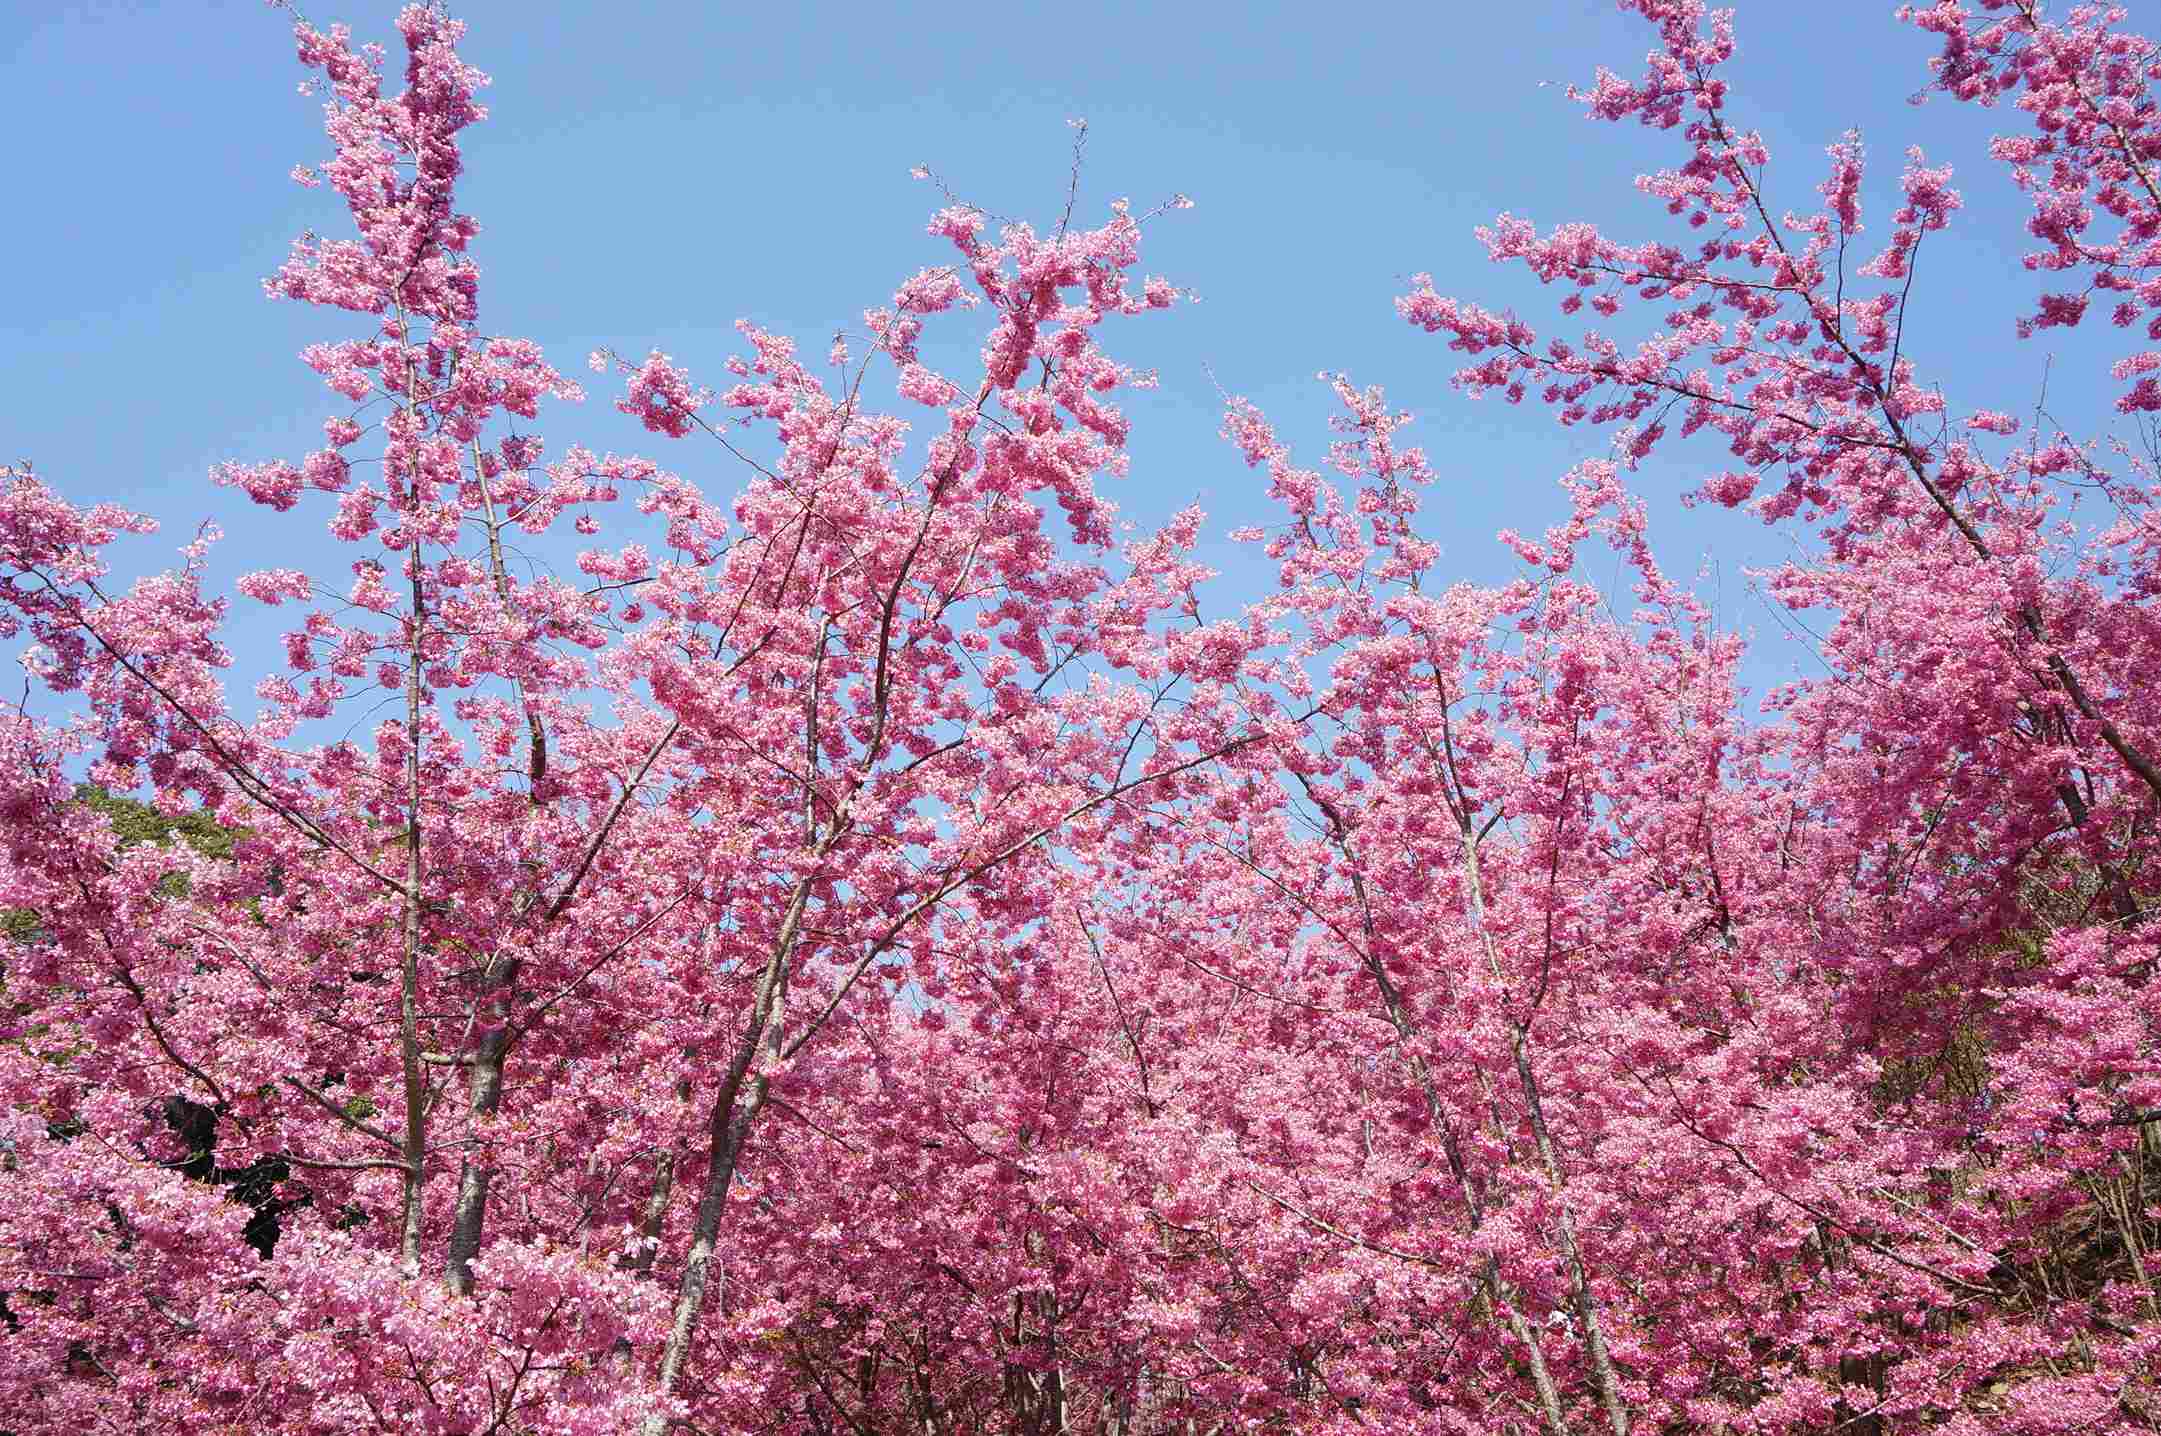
[75,784,240,860]
[2,788,245,952]
[77,784,247,899]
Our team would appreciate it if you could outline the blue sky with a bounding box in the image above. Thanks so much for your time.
[3,0,2130,715]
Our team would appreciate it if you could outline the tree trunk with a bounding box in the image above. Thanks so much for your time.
[443,956,519,1296]
[643,873,811,1433]
[396,562,430,1277]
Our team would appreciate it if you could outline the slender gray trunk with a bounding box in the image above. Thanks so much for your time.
[624,1148,678,1276]
[1497,1283,1575,1436]
[438,449,549,1299]
[642,874,811,1434]
[1347,833,1575,1436]
[622,1075,692,1276]
[443,956,520,1296]
[1436,1104,1572,1436]
[473,443,547,800]
[1508,1032,1628,1436]
[396,562,430,1276]
[1461,837,1630,1436]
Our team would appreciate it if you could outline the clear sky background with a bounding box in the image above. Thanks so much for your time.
[2,0,2133,719]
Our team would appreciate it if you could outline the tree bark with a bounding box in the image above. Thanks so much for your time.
[443,955,519,1296]
[396,561,430,1277]
[643,872,811,1433]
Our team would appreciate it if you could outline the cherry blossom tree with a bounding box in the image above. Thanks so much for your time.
[6,1,2161,1434]
[1,8,1243,1432]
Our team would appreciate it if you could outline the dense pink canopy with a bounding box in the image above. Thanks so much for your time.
[4,3,2161,1432]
